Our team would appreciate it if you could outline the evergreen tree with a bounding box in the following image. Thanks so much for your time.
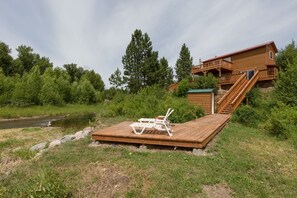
[122,29,160,93]
[175,43,193,81]
[158,57,173,88]
[275,57,297,106]
[276,40,297,71]
[109,68,123,88]
[0,41,13,76]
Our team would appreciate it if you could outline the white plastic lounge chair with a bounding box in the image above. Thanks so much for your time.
[130,108,174,136]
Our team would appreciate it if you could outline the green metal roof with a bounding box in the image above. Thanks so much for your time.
[187,89,214,93]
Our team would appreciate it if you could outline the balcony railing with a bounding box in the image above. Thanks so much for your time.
[192,59,232,74]
[219,68,277,85]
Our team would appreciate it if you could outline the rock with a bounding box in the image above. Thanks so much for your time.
[60,135,75,143]
[192,148,205,156]
[30,142,47,151]
[74,130,85,140]
[83,127,92,135]
[48,139,61,148]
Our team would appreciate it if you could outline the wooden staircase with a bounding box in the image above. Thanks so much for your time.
[217,70,259,114]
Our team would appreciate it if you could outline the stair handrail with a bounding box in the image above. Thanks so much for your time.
[217,73,246,112]
[230,70,259,111]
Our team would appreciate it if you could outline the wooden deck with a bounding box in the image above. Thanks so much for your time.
[92,114,230,149]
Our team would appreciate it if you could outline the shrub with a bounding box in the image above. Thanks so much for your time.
[231,105,262,127]
[106,85,204,123]
[246,87,261,107]
[192,73,219,92]
[264,105,297,139]
[173,78,190,97]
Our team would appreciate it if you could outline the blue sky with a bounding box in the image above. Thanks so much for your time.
[1,0,297,86]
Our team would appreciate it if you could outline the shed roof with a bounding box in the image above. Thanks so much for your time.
[187,89,214,93]
[203,41,278,63]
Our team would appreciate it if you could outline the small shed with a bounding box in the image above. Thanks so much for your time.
[187,89,214,115]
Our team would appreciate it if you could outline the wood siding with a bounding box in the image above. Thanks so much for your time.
[188,93,212,114]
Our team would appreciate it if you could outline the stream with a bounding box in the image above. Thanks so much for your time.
[0,113,96,130]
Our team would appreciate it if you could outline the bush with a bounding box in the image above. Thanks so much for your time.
[107,85,204,123]
[173,78,190,97]
[264,106,297,140]
[231,105,262,127]
[192,73,219,92]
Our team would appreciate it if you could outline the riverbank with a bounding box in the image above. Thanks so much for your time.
[0,104,105,119]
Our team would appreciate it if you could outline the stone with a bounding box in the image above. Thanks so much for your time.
[60,135,75,143]
[30,142,47,151]
[48,139,61,148]
[83,127,92,135]
[74,130,85,140]
[192,148,204,156]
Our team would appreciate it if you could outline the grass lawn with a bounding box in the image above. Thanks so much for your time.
[1,120,296,197]
[0,104,108,119]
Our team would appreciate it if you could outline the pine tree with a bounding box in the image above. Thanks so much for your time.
[122,29,160,93]
[158,57,173,88]
[109,68,123,88]
[175,43,193,81]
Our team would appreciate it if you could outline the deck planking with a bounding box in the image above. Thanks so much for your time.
[92,114,230,149]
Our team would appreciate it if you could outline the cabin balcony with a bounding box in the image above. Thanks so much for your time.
[219,67,277,85]
[192,59,233,74]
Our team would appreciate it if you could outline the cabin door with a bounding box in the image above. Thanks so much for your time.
[246,70,255,80]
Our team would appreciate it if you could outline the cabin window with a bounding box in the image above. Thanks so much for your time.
[269,51,274,60]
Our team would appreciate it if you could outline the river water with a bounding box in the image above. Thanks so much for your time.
[0,113,96,130]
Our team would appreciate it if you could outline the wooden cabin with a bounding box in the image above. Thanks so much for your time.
[192,41,278,89]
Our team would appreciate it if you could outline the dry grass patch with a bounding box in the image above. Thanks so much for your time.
[202,184,234,198]
[74,163,132,198]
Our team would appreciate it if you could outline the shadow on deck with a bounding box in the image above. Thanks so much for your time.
[92,114,230,149]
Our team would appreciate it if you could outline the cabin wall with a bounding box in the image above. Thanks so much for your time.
[266,45,277,66]
[230,46,267,72]
[188,93,212,114]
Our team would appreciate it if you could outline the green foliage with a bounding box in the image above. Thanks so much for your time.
[82,70,105,91]
[74,79,97,104]
[276,40,297,71]
[246,87,261,107]
[173,78,190,97]
[274,57,297,106]
[107,85,204,123]
[40,77,64,106]
[232,105,262,127]
[63,63,84,83]
[122,29,172,93]
[0,70,15,105]
[158,57,174,88]
[12,67,42,106]
[192,73,218,91]
[109,68,123,88]
[122,29,160,93]
[264,105,297,140]
[0,41,13,76]
[175,43,193,82]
